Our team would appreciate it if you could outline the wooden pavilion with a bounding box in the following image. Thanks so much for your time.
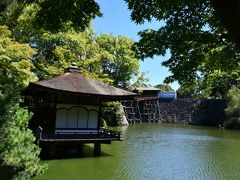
[24,63,137,156]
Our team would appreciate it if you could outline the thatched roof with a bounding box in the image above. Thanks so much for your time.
[25,68,137,100]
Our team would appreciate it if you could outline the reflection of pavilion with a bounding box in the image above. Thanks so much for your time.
[24,63,136,156]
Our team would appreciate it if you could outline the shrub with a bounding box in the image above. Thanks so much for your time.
[224,117,240,129]
[224,87,240,129]
[0,104,47,179]
[102,101,127,126]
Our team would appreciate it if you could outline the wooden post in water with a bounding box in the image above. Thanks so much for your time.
[94,143,101,156]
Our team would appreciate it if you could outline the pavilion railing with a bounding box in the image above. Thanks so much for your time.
[35,126,122,142]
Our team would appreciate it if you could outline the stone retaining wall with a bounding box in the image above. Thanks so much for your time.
[158,98,227,126]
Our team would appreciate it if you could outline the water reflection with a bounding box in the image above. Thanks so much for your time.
[36,124,240,180]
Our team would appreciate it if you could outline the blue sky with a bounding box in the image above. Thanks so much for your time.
[93,0,179,90]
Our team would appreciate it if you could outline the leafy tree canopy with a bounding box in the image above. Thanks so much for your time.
[0,26,44,179]
[125,0,240,98]
[32,29,140,88]
[154,83,174,92]
[225,87,240,118]
[131,72,150,88]
[177,82,205,98]
[224,87,240,129]
[177,68,240,99]
[0,25,37,95]
[0,0,101,33]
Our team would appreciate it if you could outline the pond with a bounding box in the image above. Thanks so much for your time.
[35,123,240,180]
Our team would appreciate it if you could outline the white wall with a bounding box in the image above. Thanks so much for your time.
[55,104,99,129]
[88,111,98,128]
[55,108,67,128]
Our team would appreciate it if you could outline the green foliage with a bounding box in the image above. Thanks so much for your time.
[32,0,101,32]
[95,34,139,88]
[0,26,45,178]
[125,0,240,98]
[177,82,207,98]
[100,118,107,129]
[177,69,240,99]
[0,105,47,179]
[0,26,37,91]
[225,87,240,118]
[0,0,101,33]
[224,118,240,129]
[131,72,150,88]
[224,87,240,129]
[1,1,140,87]
[0,1,40,42]
[32,30,140,87]
[102,101,125,126]
[154,83,174,92]
[201,73,235,99]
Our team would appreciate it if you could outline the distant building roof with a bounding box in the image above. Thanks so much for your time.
[133,87,161,91]
[25,66,137,100]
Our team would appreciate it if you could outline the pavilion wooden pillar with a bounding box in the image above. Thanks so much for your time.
[94,97,102,157]
[98,97,102,133]
[52,94,58,131]
[93,142,101,156]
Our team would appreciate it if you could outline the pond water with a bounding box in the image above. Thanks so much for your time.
[35,123,240,180]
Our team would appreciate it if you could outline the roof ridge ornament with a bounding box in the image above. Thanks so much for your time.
[67,62,80,73]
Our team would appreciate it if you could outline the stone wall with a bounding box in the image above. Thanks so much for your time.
[158,98,227,126]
